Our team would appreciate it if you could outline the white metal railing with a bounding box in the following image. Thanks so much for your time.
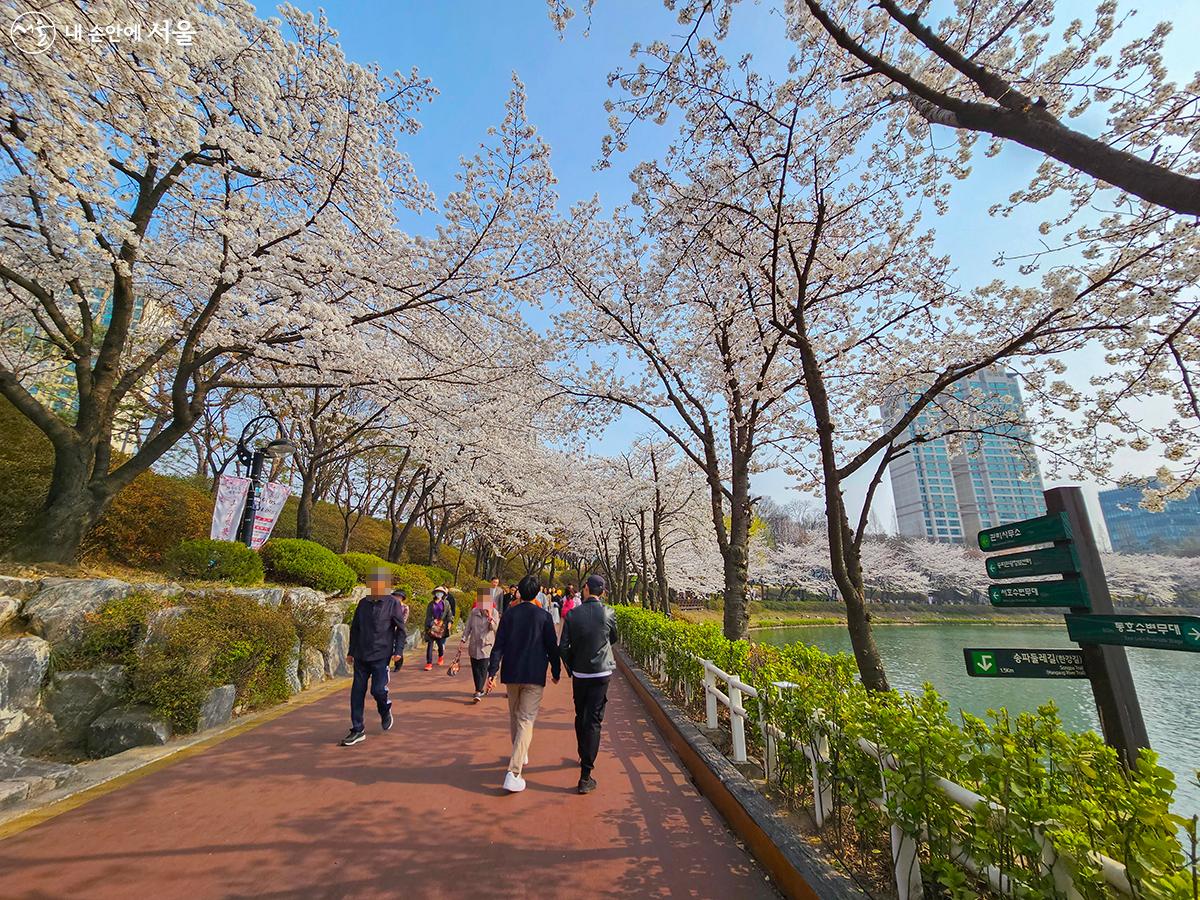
[653,649,1136,900]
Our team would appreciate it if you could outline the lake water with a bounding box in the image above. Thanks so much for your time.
[757,623,1199,821]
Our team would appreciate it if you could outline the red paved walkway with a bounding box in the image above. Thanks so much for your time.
[0,664,777,899]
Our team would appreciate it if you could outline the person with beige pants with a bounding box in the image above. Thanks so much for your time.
[486,575,561,793]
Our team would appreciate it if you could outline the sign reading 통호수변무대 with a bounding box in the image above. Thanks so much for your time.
[1064,614,1200,652]
[963,648,1087,679]
[988,580,1090,608]
[977,512,1071,551]
[985,544,1080,580]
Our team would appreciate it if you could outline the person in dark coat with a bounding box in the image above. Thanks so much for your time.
[486,575,561,793]
[559,573,618,794]
[341,568,407,746]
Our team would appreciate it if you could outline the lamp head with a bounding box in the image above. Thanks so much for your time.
[263,438,296,459]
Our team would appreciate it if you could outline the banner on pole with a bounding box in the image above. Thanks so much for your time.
[211,475,250,541]
[249,481,291,549]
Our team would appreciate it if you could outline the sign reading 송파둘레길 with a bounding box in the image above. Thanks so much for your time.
[963,647,1087,679]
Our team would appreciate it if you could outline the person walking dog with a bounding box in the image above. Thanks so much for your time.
[559,573,618,794]
[457,588,499,701]
[341,568,407,746]
[486,575,560,793]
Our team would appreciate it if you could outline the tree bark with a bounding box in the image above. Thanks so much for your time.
[722,467,753,641]
[295,468,316,540]
[9,443,108,563]
[792,318,891,690]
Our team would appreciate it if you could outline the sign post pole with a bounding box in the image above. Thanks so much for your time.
[1044,486,1149,767]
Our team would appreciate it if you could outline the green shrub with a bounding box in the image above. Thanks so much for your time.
[76,591,172,666]
[340,551,397,582]
[260,538,356,594]
[616,606,1192,897]
[167,539,264,585]
[82,470,212,568]
[129,591,299,730]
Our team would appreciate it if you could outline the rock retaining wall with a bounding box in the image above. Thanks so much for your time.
[0,575,358,811]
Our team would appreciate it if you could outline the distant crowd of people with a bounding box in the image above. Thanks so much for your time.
[341,568,617,796]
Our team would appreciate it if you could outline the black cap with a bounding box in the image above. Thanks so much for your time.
[586,573,606,594]
[391,588,407,599]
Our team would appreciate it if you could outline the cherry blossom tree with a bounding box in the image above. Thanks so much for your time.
[562,17,1171,690]
[0,3,556,562]
[551,0,1200,503]
[548,198,808,638]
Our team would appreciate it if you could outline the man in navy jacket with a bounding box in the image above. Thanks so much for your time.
[341,568,407,746]
[486,575,560,793]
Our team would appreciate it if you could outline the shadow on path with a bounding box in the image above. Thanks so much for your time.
[0,660,778,899]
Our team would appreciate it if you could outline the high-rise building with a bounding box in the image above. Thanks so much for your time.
[1098,482,1199,555]
[885,367,1046,546]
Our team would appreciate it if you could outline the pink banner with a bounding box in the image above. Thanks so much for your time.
[211,474,250,541]
[249,481,291,549]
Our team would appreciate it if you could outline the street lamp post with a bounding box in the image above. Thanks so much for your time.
[234,415,296,548]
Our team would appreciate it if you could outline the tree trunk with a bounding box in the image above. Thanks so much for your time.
[720,466,753,640]
[296,470,316,540]
[10,457,107,563]
[792,316,891,691]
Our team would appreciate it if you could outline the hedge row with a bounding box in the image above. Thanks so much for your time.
[615,606,1195,899]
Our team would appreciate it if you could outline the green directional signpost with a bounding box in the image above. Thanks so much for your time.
[975,487,1150,768]
[978,512,1071,551]
[989,580,1089,608]
[964,648,1087,679]
[1065,614,1200,653]
[985,544,1080,580]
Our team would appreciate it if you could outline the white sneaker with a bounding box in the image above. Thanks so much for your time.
[502,771,526,793]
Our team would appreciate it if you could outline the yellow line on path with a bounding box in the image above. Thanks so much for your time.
[0,677,350,842]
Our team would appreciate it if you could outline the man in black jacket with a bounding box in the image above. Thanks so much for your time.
[486,575,560,793]
[559,573,618,794]
[341,568,407,746]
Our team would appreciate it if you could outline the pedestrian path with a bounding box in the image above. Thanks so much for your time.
[0,662,778,899]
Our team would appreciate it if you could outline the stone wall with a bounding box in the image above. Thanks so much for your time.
[0,576,359,811]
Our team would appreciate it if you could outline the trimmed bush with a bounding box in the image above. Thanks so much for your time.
[82,470,212,568]
[340,552,396,582]
[617,607,1192,897]
[260,538,356,595]
[167,539,264,585]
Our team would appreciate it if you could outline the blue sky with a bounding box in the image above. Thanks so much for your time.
[267,0,1196,540]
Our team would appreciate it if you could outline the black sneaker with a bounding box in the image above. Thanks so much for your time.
[577,777,597,795]
[381,708,393,731]
[340,730,365,746]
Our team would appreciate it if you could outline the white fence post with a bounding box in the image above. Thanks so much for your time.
[729,682,747,763]
[704,662,718,729]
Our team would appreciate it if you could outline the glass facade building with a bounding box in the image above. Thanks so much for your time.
[1098,482,1199,555]
[885,367,1046,545]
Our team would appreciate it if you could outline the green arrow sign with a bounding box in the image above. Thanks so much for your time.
[985,544,1080,579]
[963,647,1087,679]
[989,580,1090,609]
[1065,614,1200,652]
[978,512,1071,551]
